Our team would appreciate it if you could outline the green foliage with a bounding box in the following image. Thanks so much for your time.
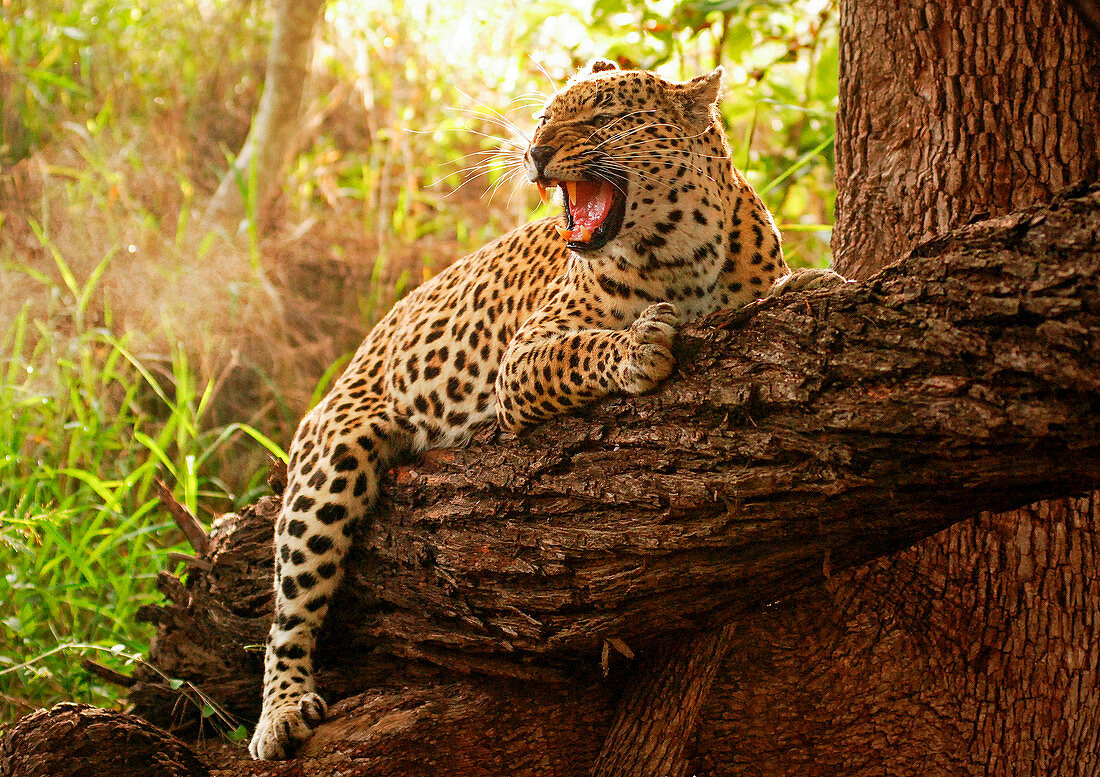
[1,0,267,169]
[0,234,281,724]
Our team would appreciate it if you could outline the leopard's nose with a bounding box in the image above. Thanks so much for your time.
[527,144,556,179]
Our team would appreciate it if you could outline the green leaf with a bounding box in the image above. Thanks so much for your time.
[760,134,835,195]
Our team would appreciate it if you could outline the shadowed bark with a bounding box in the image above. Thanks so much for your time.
[1067,0,1100,40]
[0,704,208,777]
[688,494,1100,776]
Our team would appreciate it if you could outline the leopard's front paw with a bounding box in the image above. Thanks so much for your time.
[619,302,679,395]
[249,692,327,761]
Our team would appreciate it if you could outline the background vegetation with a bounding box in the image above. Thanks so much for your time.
[0,0,837,727]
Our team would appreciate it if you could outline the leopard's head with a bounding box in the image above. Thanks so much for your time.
[526,59,728,260]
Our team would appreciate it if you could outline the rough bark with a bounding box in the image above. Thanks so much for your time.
[203,0,326,230]
[63,186,1086,774]
[0,703,208,777]
[689,495,1100,776]
[832,1,1100,279]
[700,2,1100,775]
[591,624,736,777]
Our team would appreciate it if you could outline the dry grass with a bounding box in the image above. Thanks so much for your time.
[1,78,530,461]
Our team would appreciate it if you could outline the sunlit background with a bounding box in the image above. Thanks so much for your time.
[0,0,836,726]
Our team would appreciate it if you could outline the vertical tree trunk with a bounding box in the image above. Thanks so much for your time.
[832,1,1100,277]
[1067,0,1100,36]
[203,0,327,230]
[690,2,1100,774]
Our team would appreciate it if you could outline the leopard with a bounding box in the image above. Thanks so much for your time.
[248,57,842,760]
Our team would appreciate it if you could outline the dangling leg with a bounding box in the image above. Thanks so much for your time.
[249,398,400,760]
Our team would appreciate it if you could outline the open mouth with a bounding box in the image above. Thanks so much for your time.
[537,178,626,252]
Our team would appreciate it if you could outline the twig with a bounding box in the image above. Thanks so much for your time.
[156,479,211,556]
[267,455,288,495]
[81,659,136,688]
[167,551,214,572]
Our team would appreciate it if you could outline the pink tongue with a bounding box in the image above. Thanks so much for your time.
[569,180,614,231]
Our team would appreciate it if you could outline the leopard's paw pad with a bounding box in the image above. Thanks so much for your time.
[249,692,327,761]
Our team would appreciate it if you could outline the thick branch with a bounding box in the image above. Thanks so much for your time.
[123,187,1100,768]
[351,186,1100,672]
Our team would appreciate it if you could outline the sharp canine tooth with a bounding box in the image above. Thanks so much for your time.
[537,183,550,206]
[566,181,577,203]
[555,224,570,239]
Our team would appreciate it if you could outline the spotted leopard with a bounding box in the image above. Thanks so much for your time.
[249,58,841,760]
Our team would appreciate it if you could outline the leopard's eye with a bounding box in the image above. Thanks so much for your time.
[591,113,615,126]
[535,113,549,127]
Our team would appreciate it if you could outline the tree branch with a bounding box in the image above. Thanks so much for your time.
[347,185,1100,674]
[15,186,1095,774]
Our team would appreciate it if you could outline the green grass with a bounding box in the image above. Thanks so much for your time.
[0,251,283,726]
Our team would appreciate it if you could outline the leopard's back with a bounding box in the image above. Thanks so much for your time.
[308,218,570,452]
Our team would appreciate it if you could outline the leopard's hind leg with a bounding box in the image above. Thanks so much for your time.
[249,396,403,760]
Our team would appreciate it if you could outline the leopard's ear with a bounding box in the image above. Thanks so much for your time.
[583,58,620,75]
[678,67,724,128]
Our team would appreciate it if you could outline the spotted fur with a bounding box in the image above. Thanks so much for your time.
[250,59,802,760]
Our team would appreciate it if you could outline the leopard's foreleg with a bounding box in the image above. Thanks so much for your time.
[495,302,679,433]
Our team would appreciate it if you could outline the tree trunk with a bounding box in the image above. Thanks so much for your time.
[202,0,326,231]
[832,1,1100,277]
[690,2,1100,775]
[5,189,1094,773]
